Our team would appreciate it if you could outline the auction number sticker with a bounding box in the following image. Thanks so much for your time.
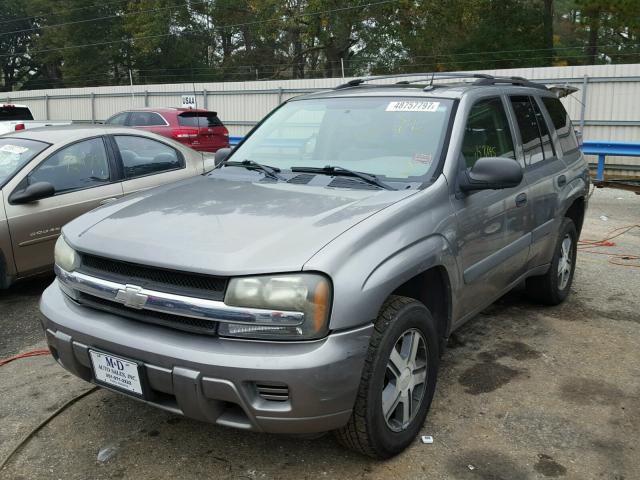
[89,350,143,396]
[386,101,440,112]
[0,144,29,155]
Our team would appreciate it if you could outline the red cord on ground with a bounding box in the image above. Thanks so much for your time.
[0,349,50,367]
[578,224,640,268]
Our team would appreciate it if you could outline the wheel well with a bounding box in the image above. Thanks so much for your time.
[565,197,586,236]
[391,266,451,342]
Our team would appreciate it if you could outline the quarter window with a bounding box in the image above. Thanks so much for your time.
[542,97,580,154]
[28,138,110,194]
[114,136,182,178]
[461,97,516,169]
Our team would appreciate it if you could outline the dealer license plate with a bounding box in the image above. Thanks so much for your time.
[89,350,143,396]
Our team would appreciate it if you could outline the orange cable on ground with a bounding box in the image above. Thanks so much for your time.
[0,349,51,367]
[577,224,640,268]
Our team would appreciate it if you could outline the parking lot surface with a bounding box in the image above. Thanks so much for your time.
[1,187,638,480]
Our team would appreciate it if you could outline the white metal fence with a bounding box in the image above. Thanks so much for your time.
[3,63,640,175]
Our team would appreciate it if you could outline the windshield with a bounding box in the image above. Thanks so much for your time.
[229,96,453,181]
[0,138,49,187]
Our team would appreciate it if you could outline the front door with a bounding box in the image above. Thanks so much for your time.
[452,96,531,316]
[4,137,123,276]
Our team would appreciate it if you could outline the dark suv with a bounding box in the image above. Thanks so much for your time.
[41,73,588,458]
[105,107,230,152]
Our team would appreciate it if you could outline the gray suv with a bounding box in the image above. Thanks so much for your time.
[39,73,589,458]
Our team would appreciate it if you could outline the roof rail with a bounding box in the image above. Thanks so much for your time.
[335,72,547,91]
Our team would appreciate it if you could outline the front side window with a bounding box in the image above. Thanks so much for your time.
[0,138,50,188]
[114,135,182,178]
[28,138,110,194]
[542,97,580,154]
[461,97,516,169]
[227,97,453,181]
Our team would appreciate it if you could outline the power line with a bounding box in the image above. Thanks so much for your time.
[0,0,134,26]
[0,0,399,58]
[0,0,212,38]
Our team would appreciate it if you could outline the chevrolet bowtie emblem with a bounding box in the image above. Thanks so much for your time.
[115,285,148,309]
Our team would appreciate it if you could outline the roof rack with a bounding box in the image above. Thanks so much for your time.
[335,72,547,91]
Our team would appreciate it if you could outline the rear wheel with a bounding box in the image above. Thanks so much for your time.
[526,217,578,305]
[334,296,439,458]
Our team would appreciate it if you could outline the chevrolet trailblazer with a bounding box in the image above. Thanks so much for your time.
[39,73,588,458]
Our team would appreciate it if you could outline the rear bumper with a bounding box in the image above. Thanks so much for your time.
[40,281,372,433]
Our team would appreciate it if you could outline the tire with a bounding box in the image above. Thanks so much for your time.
[526,217,578,305]
[334,295,440,458]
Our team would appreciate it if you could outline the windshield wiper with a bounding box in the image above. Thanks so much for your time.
[291,165,396,191]
[223,159,284,181]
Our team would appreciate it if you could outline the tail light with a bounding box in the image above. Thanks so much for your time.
[14,123,25,131]
[172,128,198,140]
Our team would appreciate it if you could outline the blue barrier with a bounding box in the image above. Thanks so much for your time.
[227,136,639,181]
[582,141,640,181]
[229,136,243,146]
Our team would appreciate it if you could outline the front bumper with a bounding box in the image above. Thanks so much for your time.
[40,281,372,433]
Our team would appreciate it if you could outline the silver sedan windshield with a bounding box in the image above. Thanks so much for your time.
[0,138,49,187]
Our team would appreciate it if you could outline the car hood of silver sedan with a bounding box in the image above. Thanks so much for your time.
[63,175,416,276]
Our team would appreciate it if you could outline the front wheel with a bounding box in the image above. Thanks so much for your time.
[526,217,578,305]
[334,296,440,458]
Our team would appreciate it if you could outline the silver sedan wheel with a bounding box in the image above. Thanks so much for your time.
[558,234,573,291]
[382,328,428,432]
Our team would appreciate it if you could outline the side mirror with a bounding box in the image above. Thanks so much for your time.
[214,147,232,166]
[10,181,56,204]
[458,157,523,192]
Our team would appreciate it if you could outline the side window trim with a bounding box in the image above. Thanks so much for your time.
[17,136,116,198]
[110,134,186,181]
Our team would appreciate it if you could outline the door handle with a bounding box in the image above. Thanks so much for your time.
[515,192,528,207]
[557,175,567,187]
[99,197,118,206]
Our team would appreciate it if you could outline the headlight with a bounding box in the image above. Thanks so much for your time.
[221,273,331,340]
[54,236,79,272]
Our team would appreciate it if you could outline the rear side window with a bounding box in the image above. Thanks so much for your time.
[114,135,183,179]
[541,97,580,154]
[461,97,516,168]
[106,112,128,125]
[128,112,167,127]
[510,96,551,166]
[0,105,34,121]
[178,112,223,128]
[28,138,110,194]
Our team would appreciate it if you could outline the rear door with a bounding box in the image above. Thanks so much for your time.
[126,111,173,138]
[507,95,566,268]
[110,134,199,194]
[177,111,229,152]
[4,136,123,275]
[453,96,530,315]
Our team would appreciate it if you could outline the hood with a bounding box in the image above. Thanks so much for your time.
[63,175,415,276]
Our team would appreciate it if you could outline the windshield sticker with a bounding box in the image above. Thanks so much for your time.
[0,144,29,155]
[413,153,433,165]
[386,101,440,113]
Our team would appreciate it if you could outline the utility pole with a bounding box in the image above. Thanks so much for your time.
[129,69,134,102]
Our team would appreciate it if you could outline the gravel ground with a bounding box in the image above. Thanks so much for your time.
[1,187,638,480]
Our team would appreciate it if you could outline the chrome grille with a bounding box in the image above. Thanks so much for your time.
[76,292,218,336]
[79,254,227,300]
